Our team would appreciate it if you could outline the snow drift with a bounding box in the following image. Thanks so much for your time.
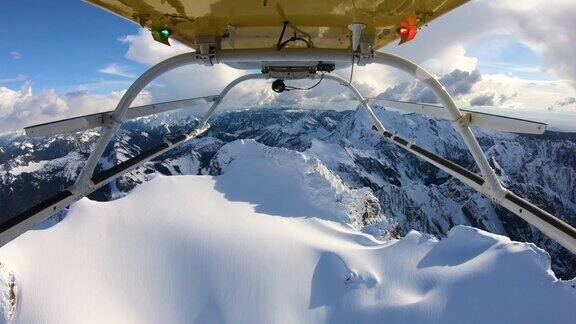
[0,140,574,323]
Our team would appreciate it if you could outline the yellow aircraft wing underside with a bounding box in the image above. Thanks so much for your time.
[86,0,469,50]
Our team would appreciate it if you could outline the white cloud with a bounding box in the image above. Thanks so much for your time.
[368,0,576,116]
[493,0,576,87]
[420,44,478,75]
[463,74,576,109]
[98,63,136,78]
[0,74,27,84]
[379,66,576,111]
[548,97,576,111]
[380,69,482,104]
[385,0,576,87]
[9,51,21,60]
[119,29,192,66]
[383,1,495,75]
[0,83,151,134]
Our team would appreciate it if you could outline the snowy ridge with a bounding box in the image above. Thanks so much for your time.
[8,151,83,181]
[209,139,383,229]
[0,263,16,322]
[0,146,574,322]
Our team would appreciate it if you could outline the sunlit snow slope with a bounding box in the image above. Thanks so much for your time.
[0,140,575,323]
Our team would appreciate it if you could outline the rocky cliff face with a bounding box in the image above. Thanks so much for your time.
[1,107,575,278]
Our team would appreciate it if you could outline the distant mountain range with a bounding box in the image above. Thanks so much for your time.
[1,106,575,278]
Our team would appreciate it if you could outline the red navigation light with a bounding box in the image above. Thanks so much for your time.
[397,13,418,45]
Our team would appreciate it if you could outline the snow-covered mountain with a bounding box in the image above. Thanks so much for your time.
[0,140,574,322]
[1,106,575,280]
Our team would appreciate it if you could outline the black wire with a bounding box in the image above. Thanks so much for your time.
[276,21,312,50]
[278,36,311,50]
[349,54,355,84]
[276,21,289,50]
[285,72,325,91]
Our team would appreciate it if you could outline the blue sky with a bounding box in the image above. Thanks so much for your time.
[466,36,545,79]
[0,0,143,93]
[0,0,575,133]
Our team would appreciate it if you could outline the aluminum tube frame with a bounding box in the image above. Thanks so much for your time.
[72,52,202,193]
[321,74,386,134]
[25,95,219,137]
[383,129,576,253]
[73,68,265,195]
[216,48,354,63]
[371,52,505,196]
[214,49,502,195]
[198,73,268,127]
[0,124,210,248]
[0,73,266,247]
[9,48,574,253]
[321,73,576,254]
[369,99,547,135]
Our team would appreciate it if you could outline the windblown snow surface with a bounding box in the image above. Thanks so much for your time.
[0,140,575,323]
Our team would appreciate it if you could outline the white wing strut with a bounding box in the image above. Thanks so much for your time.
[0,73,265,247]
[369,98,547,134]
[2,48,575,256]
[25,95,218,137]
[323,73,576,255]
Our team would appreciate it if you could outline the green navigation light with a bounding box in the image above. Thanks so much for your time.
[160,28,171,38]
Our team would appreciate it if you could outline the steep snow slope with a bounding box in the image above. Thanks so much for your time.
[208,140,382,229]
[0,140,574,323]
